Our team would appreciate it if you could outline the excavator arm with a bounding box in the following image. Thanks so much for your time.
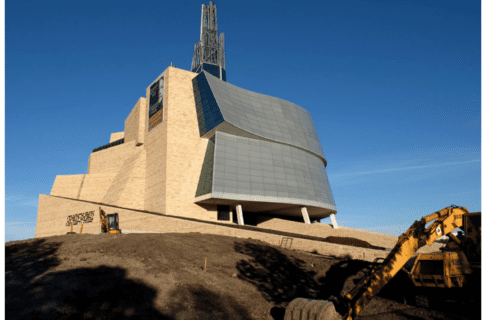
[99,207,109,233]
[339,205,469,320]
[284,205,469,320]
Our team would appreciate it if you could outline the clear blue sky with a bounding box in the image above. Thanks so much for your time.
[5,0,481,242]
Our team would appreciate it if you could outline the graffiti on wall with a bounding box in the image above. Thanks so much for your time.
[66,211,95,226]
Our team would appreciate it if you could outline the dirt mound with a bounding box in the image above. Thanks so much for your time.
[256,218,333,234]
[323,236,384,250]
[5,233,479,320]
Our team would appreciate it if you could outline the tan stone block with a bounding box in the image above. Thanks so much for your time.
[124,97,147,145]
[110,132,124,143]
[88,140,140,175]
[50,174,85,198]
[162,68,212,221]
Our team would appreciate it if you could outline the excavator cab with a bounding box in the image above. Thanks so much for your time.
[409,251,472,288]
[107,213,119,231]
[106,213,121,234]
[409,211,481,289]
[99,208,121,234]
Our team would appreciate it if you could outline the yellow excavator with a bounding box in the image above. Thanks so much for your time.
[99,207,122,234]
[408,210,480,289]
[285,205,481,320]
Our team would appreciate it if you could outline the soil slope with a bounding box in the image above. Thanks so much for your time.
[5,233,480,320]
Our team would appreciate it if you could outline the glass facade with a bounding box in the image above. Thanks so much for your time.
[193,71,326,162]
[196,132,336,211]
[193,71,336,214]
[192,63,226,81]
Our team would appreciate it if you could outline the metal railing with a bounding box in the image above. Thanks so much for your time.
[92,138,124,153]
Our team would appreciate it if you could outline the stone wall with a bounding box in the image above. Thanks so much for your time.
[164,67,216,221]
[110,132,124,143]
[34,194,414,263]
[144,105,167,214]
[99,148,146,210]
[88,140,139,174]
[50,173,117,202]
[124,97,147,145]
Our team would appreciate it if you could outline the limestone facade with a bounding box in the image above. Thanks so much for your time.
[109,132,124,143]
[36,66,336,239]
[37,67,218,238]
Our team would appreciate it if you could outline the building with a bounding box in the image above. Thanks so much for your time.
[35,1,337,238]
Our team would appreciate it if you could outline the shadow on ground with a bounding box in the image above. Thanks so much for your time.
[6,238,252,320]
[164,284,252,320]
[234,245,481,320]
[234,242,320,306]
[315,256,371,299]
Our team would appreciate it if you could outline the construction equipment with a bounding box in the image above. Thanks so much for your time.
[284,205,481,320]
[408,210,480,289]
[67,221,76,234]
[67,221,84,234]
[99,207,122,234]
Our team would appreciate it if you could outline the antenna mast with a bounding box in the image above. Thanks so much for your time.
[191,1,226,81]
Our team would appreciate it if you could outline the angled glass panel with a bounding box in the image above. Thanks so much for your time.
[200,71,326,161]
[210,132,336,210]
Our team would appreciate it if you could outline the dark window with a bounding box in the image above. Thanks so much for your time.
[149,79,164,119]
[149,81,159,106]
[217,205,230,221]
[243,212,258,226]
[92,138,124,153]
[107,213,119,230]
[417,260,444,276]
[232,210,238,224]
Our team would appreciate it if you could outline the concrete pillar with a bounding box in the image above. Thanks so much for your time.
[236,205,244,225]
[330,213,339,229]
[301,207,311,224]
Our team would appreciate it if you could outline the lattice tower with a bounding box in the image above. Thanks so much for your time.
[191,1,225,77]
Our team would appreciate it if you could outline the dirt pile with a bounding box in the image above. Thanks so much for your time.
[323,236,383,250]
[6,233,479,320]
[256,219,444,254]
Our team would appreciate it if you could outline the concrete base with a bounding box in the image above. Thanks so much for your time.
[330,213,339,229]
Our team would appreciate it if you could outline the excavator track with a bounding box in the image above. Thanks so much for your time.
[284,298,342,320]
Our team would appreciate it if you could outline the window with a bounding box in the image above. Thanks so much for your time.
[148,77,165,132]
[217,205,230,221]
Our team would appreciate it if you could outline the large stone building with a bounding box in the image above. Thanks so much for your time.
[35,2,337,238]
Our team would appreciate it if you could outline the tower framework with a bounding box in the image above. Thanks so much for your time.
[191,1,226,81]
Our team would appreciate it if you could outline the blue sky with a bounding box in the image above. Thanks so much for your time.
[5,0,481,242]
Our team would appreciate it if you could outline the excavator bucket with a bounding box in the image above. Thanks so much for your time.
[284,298,342,320]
